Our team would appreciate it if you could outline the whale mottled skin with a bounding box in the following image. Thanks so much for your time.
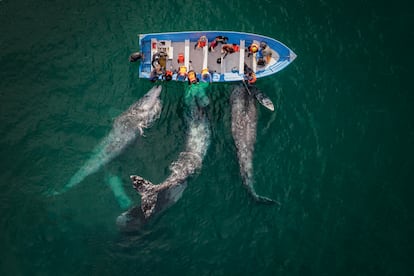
[116,182,187,231]
[230,84,278,204]
[116,82,211,231]
[60,85,163,194]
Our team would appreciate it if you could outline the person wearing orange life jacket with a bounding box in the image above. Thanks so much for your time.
[221,44,240,59]
[176,66,187,81]
[200,68,211,83]
[163,70,173,81]
[187,70,198,85]
[208,36,228,52]
[194,36,207,49]
[243,63,257,84]
[246,72,256,84]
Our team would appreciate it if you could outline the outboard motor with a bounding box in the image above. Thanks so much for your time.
[129,52,142,62]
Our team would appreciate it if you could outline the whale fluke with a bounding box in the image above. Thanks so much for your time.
[249,189,280,205]
[243,173,280,205]
[130,175,159,219]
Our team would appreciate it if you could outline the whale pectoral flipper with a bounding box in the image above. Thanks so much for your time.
[130,175,160,218]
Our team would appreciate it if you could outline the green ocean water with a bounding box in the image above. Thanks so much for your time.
[1,0,413,275]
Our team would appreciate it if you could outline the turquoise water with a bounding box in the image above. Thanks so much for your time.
[1,0,413,275]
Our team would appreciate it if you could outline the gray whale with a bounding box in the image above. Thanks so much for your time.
[230,84,278,204]
[60,85,163,194]
[117,82,211,231]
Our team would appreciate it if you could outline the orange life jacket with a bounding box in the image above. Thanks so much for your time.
[196,36,207,48]
[248,72,257,84]
[188,70,197,84]
[177,53,184,64]
[164,70,173,81]
[201,68,209,77]
[223,44,240,53]
[178,66,187,77]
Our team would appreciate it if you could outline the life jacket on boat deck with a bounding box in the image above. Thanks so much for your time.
[177,53,185,64]
[187,70,198,84]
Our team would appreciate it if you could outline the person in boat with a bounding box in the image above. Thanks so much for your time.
[257,55,266,66]
[187,70,199,85]
[150,66,162,82]
[221,44,240,59]
[200,68,212,83]
[258,41,272,65]
[176,66,188,81]
[149,51,169,82]
[163,70,173,81]
[243,63,256,84]
[208,36,228,52]
[194,36,207,49]
[154,52,168,67]
[247,43,259,57]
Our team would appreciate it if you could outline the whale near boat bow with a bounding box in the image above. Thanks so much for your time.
[130,31,296,82]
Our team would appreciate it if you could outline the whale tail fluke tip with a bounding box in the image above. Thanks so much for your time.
[254,195,281,205]
[245,184,281,205]
[130,175,159,219]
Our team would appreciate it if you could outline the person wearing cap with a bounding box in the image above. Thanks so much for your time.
[247,43,259,57]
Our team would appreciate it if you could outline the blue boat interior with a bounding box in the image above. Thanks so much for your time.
[137,31,296,82]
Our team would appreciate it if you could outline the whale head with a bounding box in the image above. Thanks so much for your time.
[116,206,147,232]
